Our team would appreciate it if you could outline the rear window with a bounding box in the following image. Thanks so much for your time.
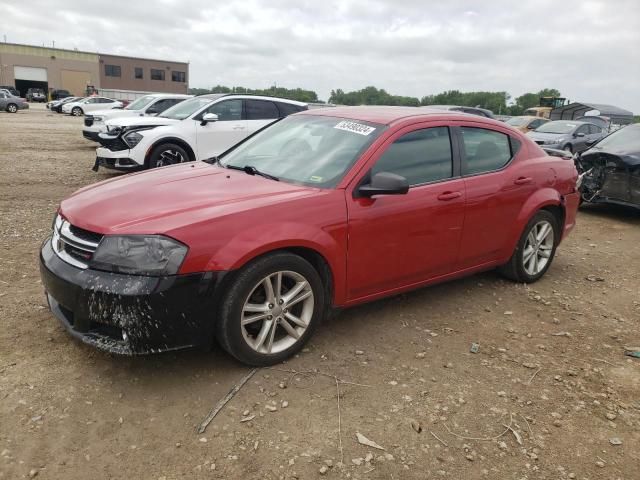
[460,127,513,175]
[276,102,305,117]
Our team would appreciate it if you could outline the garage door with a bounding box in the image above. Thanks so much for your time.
[14,66,48,81]
[61,70,92,97]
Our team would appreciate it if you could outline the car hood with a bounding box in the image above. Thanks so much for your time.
[527,131,569,142]
[91,109,138,119]
[104,115,179,128]
[60,162,321,235]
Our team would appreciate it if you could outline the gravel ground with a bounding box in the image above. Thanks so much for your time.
[1,105,639,480]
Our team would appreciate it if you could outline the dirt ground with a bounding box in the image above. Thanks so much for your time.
[1,105,639,480]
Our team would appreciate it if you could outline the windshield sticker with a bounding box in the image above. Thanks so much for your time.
[309,175,324,183]
[334,120,376,136]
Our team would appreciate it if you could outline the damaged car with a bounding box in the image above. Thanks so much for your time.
[40,107,580,365]
[575,123,640,209]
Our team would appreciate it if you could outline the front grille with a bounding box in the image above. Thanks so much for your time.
[84,116,94,127]
[52,215,103,269]
[100,137,129,151]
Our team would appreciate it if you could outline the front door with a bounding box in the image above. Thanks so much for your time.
[194,99,246,159]
[346,125,465,301]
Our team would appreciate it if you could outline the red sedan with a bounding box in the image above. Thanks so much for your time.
[40,107,580,365]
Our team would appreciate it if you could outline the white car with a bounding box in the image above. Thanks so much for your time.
[82,93,192,142]
[62,96,123,116]
[94,94,307,171]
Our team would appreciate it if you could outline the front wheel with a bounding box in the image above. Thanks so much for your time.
[71,107,83,116]
[563,144,573,153]
[148,143,190,169]
[6,103,18,113]
[216,252,326,366]
[499,210,559,283]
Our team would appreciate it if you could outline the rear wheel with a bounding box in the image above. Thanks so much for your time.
[148,143,190,169]
[71,107,83,116]
[6,103,18,113]
[499,210,559,283]
[563,144,573,153]
[216,252,326,366]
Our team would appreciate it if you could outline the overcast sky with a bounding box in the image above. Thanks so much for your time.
[3,0,640,111]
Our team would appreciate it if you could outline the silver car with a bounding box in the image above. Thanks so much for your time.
[526,120,605,153]
[0,91,29,113]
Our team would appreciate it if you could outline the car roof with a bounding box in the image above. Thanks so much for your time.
[196,93,307,106]
[296,105,500,126]
[145,93,192,99]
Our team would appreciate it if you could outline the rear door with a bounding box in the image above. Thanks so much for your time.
[457,124,534,269]
[193,98,246,159]
[245,99,281,134]
[346,124,465,300]
[574,124,591,152]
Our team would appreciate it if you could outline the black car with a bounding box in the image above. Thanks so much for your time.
[51,96,82,113]
[51,89,71,100]
[0,85,20,96]
[576,124,640,209]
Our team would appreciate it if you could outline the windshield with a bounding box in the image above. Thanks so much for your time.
[506,117,527,126]
[592,124,640,150]
[159,97,213,120]
[220,115,385,188]
[535,121,578,134]
[125,95,155,110]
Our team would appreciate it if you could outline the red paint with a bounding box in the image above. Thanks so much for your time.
[59,109,579,307]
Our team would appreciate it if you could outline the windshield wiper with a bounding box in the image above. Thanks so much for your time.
[226,164,279,181]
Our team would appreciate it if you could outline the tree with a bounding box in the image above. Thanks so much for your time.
[188,85,320,103]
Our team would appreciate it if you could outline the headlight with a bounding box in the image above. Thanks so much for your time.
[90,235,188,276]
[123,131,144,148]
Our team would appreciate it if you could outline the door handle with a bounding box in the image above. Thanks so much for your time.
[437,191,462,201]
[232,125,245,130]
[514,177,533,185]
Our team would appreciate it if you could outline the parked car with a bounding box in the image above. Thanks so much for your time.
[50,89,71,100]
[94,94,307,171]
[576,124,640,209]
[527,120,606,153]
[40,107,580,364]
[0,85,20,96]
[48,96,83,113]
[423,105,495,118]
[0,91,29,113]
[62,96,123,116]
[26,88,47,103]
[82,94,192,142]
[505,116,549,133]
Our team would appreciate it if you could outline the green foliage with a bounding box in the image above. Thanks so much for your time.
[420,90,510,113]
[188,85,320,103]
[329,86,420,107]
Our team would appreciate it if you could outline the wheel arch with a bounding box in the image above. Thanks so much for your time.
[144,137,196,167]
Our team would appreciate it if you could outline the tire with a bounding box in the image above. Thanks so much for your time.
[71,107,83,116]
[216,252,326,366]
[563,144,573,153]
[499,210,559,283]
[6,103,18,113]
[148,143,190,169]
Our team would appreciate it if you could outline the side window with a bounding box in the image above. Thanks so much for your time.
[529,119,543,129]
[101,98,114,103]
[576,125,590,135]
[246,100,279,120]
[148,99,172,113]
[276,102,304,117]
[372,127,453,186]
[460,127,512,175]
[204,99,242,121]
[589,124,602,134]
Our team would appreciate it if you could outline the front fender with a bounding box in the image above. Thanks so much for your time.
[203,222,347,304]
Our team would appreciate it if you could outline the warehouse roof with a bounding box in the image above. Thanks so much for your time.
[550,102,634,124]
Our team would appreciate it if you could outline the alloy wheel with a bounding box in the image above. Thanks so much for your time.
[241,270,314,354]
[8,104,17,113]
[522,220,554,276]
[155,149,185,167]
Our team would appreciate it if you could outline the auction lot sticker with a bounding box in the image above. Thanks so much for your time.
[334,120,376,136]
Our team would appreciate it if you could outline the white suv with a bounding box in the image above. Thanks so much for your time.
[94,94,307,171]
[82,94,192,142]
[62,96,123,116]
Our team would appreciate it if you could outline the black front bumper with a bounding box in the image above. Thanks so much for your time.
[40,238,226,355]
[82,130,101,142]
[92,156,141,172]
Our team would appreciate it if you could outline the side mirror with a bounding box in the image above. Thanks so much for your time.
[575,132,585,138]
[358,172,409,197]
[201,113,218,126]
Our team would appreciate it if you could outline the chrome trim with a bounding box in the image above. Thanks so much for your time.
[51,215,101,269]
